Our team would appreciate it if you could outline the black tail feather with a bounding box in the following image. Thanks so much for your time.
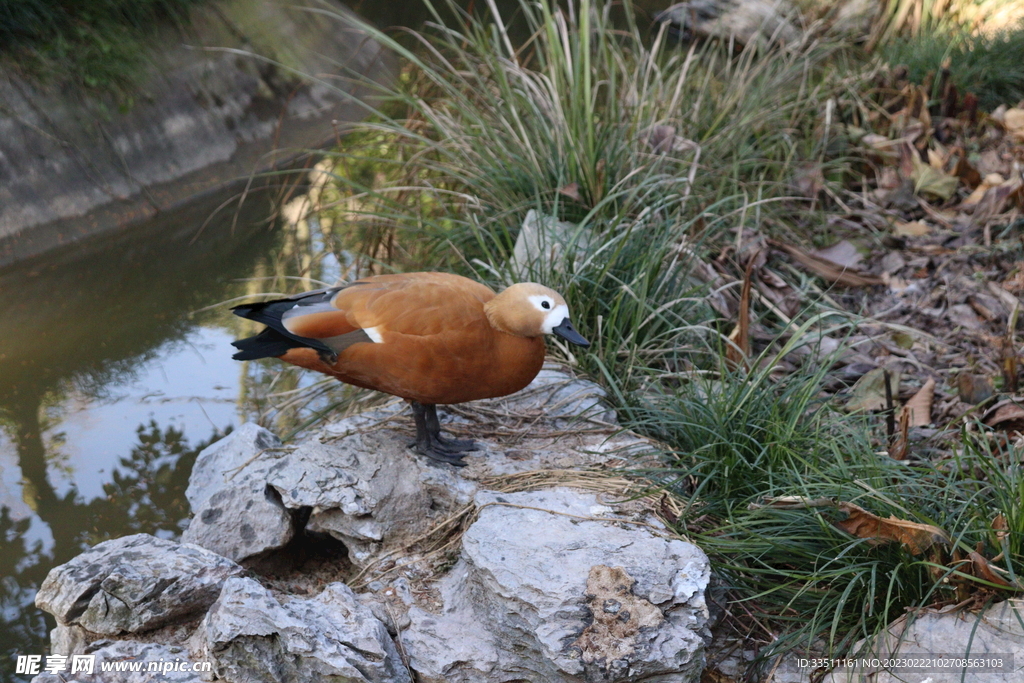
[231,297,336,360]
[231,328,304,361]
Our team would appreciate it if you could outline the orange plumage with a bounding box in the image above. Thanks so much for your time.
[232,272,589,465]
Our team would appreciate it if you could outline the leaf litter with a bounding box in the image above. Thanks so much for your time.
[699,64,1024,619]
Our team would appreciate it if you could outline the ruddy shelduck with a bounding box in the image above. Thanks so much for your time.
[231,272,589,465]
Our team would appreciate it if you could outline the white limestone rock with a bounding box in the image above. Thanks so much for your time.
[181,423,295,563]
[35,534,243,636]
[190,577,412,683]
[401,488,710,683]
[30,640,205,683]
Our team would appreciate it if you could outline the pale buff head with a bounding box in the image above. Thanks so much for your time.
[484,283,589,346]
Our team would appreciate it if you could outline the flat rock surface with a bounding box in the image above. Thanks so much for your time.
[401,487,710,683]
[827,600,1024,682]
[35,534,244,636]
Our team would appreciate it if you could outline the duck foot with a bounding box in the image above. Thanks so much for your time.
[410,402,474,466]
[423,404,479,453]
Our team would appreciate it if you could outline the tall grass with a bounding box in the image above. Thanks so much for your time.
[879,24,1024,109]
[313,0,847,380]
[0,0,205,91]
[867,0,1022,48]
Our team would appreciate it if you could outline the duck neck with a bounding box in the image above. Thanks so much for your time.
[484,297,527,337]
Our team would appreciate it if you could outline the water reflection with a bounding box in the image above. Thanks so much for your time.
[0,420,224,682]
[0,190,282,680]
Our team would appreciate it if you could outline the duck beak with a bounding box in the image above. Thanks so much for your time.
[551,318,590,347]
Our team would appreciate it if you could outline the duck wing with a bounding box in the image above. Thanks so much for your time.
[231,273,495,362]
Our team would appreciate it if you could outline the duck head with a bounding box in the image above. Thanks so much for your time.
[484,283,590,347]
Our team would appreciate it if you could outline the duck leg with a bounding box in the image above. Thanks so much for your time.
[423,404,479,453]
[409,401,471,466]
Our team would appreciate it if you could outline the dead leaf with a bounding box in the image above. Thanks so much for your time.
[966,550,1013,588]
[958,373,995,404]
[726,260,754,370]
[558,182,584,203]
[749,495,835,510]
[901,378,935,427]
[894,220,930,237]
[994,514,1008,542]
[891,331,914,349]
[889,404,911,460]
[836,502,950,555]
[794,162,825,198]
[952,154,982,189]
[911,155,959,201]
[983,400,1024,432]
[1005,108,1024,143]
[964,173,1006,206]
[973,178,1024,220]
[810,240,863,270]
[861,133,892,150]
[773,241,883,287]
[846,367,900,413]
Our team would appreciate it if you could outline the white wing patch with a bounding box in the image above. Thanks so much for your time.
[364,326,384,343]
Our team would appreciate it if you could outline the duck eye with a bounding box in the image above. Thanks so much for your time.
[541,300,551,310]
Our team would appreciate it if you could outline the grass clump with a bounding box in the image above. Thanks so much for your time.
[879,24,1024,110]
[0,0,206,91]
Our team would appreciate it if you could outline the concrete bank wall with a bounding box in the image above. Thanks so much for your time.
[0,0,389,266]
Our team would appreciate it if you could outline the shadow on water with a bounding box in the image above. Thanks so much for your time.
[0,187,283,680]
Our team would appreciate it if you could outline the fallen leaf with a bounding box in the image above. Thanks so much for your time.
[894,220,930,237]
[878,166,902,190]
[725,260,754,370]
[964,173,1006,206]
[958,373,995,404]
[966,550,1013,588]
[773,241,883,287]
[891,331,914,349]
[749,495,835,510]
[861,133,892,150]
[911,155,959,201]
[973,179,1024,220]
[794,162,825,198]
[901,378,935,427]
[994,514,1008,542]
[1005,108,1024,143]
[846,367,901,413]
[810,240,864,270]
[558,182,584,203]
[890,404,911,460]
[836,502,950,555]
[952,154,982,189]
[983,400,1024,432]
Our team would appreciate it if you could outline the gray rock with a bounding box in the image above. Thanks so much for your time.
[655,0,800,47]
[182,423,295,563]
[826,601,1024,682]
[497,366,616,427]
[35,534,243,636]
[30,640,206,683]
[50,623,89,657]
[261,366,616,563]
[267,418,477,565]
[191,577,412,683]
[401,488,710,683]
[511,209,593,278]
